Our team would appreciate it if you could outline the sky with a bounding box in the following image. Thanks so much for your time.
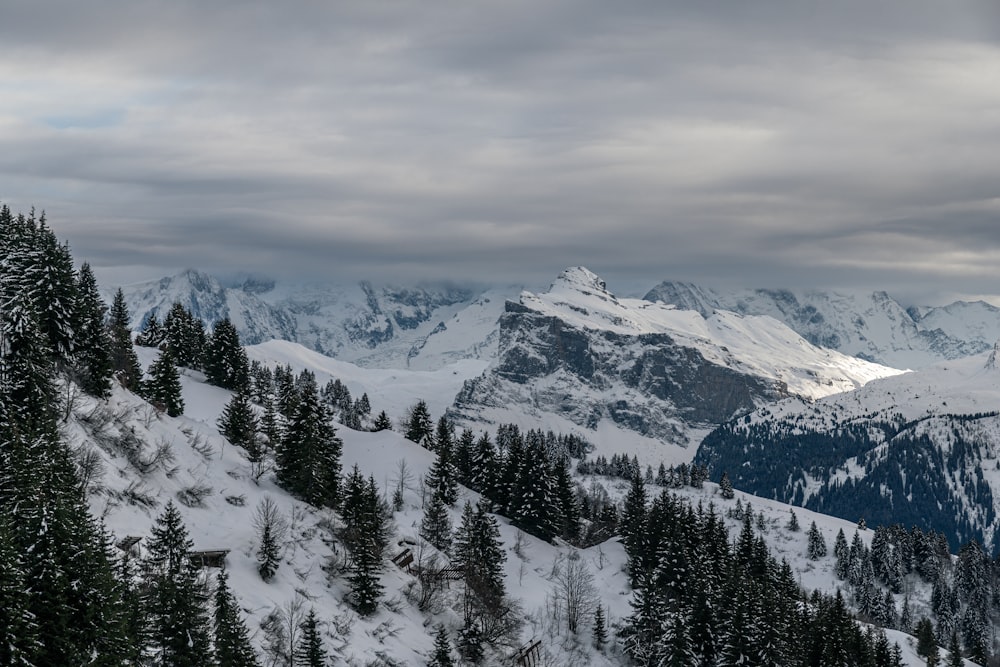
[2,1,1000,304]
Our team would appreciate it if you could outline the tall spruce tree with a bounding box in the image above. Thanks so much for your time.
[428,624,455,667]
[143,347,185,416]
[143,502,213,666]
[341,467,390,615]
[214,568,260,667]
[293,609,327,667]
[421,489,453,553]
[108,288,143,390]
[218,391,259,453]
[74,262,114,397]
[205,318,250,391]
[404,399,434,446]
[276,376,342,508]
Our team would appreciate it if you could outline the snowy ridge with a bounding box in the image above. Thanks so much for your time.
[522,268,902,400]
[645,281,1000,369]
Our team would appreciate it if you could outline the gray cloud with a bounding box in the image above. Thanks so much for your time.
[3,1,1000,304]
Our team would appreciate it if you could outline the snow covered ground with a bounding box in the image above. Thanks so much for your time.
[65,346,961,665]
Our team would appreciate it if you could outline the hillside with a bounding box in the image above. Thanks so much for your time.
[695,346,1000,553]
[70,349,954,665]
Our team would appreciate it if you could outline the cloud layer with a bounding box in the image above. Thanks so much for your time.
[3,1,999,301]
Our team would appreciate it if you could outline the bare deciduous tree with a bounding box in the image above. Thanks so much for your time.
[551,551,597,634]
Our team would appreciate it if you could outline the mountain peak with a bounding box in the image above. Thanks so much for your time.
[552,266,612,297]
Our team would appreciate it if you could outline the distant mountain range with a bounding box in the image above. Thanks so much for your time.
[645,281,1000,369]
[117,266,1000,553]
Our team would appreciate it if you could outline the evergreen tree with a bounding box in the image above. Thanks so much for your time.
[143,347,185,416]
[719,470,735,499]
[428,624,455,667]
[341,467,390,615]
[135,311,165,347]
[205,318,250,392]
[404,399,434,446]
[807,521,827,560]
[163,302,206,369]
[74,262,114,397]
[421,489,453,553]
[453,428,476,487]
[276,377,342,508]
[593,605,607,651]
[254,498,286,583]
[553,455,582,542]
[915,617,939,664]
[453,502,507,632]
[108,288,143,390]
[294,609,327,667]
[218,391,259,453]
[425,420,459,506]
[372,410,392,432]
[143,501,213,666]
[508,435,561,541]
[214,568,260,667]
[0,515,33,664]
[946,630,963,667]
[786,509,800,532]
[834,528,849,579]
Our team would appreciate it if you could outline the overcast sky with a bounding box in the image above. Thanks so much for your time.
[3,1,1000,303]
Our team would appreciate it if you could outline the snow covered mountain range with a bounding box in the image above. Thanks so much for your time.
[116,269,512,370]
[116,266,1000,467]
[451,267,900,461]
[645,281,1000,369]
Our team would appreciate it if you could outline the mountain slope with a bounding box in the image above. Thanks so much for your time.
[73,353,943,666]
[695,346,1000,552]
[645,281,1000,369]
[452,268,901,461]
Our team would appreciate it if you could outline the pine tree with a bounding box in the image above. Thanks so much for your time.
[946,630,963,667]
[915,617,939,664]
[421,490,453,553]
[214,568,260,667]
[277,377,342,508]
[341,468,389,615]
[294,609,327,667]
[143,501,213,666]
[108,288,144,390]
[428,624,455,667]
[143,347,185,416]
[135,311,165,347]
[0,515,33,664]
[205,318,250,391]
[719,471,735,499]
[74,262,114,397]
[834,528,849,579]
[593,605,607,650]
[372,410,392,431]
[404,399,434,446]
[425,420,459,506]
[254,498,286,582]
[553,455,581,542]
[786,509,800,532]
[453,502,507,631]
[218,391,259,453]
[806,521,827,560]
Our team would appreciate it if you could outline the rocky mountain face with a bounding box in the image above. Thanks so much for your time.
[116,269,511,369]
[644,281,1000,369]
[695,349,1000,553]
[451,268,898,451]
